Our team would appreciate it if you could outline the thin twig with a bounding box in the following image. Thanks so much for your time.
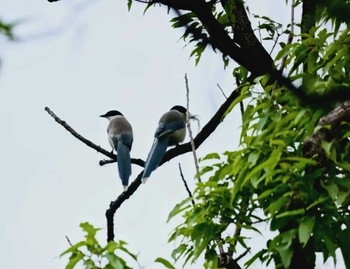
[257,21,262,43]
[178,163,195,206]
[233,248,250,262]
[184,74,201,182]
[44,107,145,167]
[65,235,73,246]
[279,0,295,72]
[217,83,228,99]
[269,30,282,55]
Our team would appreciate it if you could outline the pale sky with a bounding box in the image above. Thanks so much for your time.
[0,0,345,268]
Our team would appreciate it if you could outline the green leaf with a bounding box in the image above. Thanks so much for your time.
[271,230,296,268]
[66,252,84,269]
[275,43,297,61]
[338,227,350,269]
[204,248,218,268]
[155,257,176,269]
[170,12,195,28]
[105,253,124,269]
[321,181,338,201]
[322,228,338,260]
[247,150,260,166]
[60,241,86,257]
[266,195,289,216]
[223,84,250,118]
[105,241,118,253]
[306,196,328,210]
[190,41,207,65]
[127,0,132,11]
[321,140,334,157]
[83,259,96,269]
[119,244,138,261]
[167,198,192,222]
[199,152,221,161]
[244,147,282,187]
[80,222,101,238]
[231,165,248,204]
[196,165,214,179]
[171,243,188,261]
[276,208,305,219]
[298,216,315,246]
[282,156,317,166]
[245,249,267,267]
[191,223,217,260]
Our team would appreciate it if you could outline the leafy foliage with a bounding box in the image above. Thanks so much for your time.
[61,222,178,269]
[276,26,350,98]
[61,222,140,269]
[170,12,209,66]
[169,69,350,268]
[166,5,350,269]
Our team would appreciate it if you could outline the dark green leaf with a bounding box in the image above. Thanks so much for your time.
[298,216,315,246]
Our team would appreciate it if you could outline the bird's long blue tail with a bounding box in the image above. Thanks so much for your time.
[142,137,169,183]
[117,140,131,190]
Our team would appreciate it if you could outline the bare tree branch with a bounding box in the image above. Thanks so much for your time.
[44,107,145,167]
[178,163,195,206]
[217,83,228,99]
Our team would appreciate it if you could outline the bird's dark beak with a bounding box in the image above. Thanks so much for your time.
[100,114,106,118]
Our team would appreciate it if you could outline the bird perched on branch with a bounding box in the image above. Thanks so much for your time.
[100,110,133,191]
[142,105,187,183]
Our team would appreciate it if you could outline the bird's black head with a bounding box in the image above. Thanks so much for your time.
[100,110,124,118]
[170,105,187,114]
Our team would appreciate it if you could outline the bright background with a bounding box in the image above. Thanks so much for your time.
[0,0,345,268]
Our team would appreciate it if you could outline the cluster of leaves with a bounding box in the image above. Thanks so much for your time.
[276,25,350,97]
[170,12,209,66]
[313,0,350,29]
[285,0,350,28]
[61,222,139,269]
[61,222,177,269]
[253,14,283,42]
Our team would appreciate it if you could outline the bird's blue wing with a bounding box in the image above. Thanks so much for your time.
[155,121,185,138]
[119,133,133,149]
[111,134,133,189]
[142,136,169,182]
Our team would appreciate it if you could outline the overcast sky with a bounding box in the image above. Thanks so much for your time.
[0,0,345,268]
